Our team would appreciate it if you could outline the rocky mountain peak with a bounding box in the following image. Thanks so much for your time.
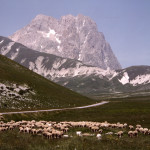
[9,14,121,70]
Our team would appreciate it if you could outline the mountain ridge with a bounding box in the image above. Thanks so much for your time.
[0,36,150,96]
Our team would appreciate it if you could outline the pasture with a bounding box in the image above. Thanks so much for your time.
[1,96,150,150]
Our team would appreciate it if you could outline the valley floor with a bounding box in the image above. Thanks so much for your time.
[1,96,150,150]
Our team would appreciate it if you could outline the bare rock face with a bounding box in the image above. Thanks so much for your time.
[9,14,121,70]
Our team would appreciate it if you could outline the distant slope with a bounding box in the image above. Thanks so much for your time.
[0,36,150,96]
[56,66,150,96]
[0,36,113,95]
[0,54,93,111]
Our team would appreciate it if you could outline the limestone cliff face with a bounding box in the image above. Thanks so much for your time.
[9,14,121,70]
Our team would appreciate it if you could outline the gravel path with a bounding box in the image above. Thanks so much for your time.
[0,101,109,115]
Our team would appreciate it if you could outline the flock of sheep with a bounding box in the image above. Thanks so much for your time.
[0,116,150,140]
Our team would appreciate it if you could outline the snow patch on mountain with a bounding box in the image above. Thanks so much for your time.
[47,28,56,37]
[0,42,14,55]
[56,37,61,44]
[0,40,4,44]
[33,56,45,75]
[78,53,82,61]
[63,81,69,86]
[118,72,150,86]
[10,51,19,60]
[16,48,19,52]
[118,72,129,85]
[10,48,20,60]
[37,28,61,44]
[21,58,26,64]
[53,59,67,69]
[130,74,150,86]
[29,62,35,70]
[109,71,119,80]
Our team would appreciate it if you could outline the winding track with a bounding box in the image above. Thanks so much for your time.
[0,101,109,115]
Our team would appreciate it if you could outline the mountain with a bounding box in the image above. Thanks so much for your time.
[0,36,150,96]
[0,49,93,110]
[9,14,121,70]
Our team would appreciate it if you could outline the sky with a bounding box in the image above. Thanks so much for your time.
[0,0,150,68]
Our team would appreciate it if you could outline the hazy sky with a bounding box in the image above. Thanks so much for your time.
[0,0,150,68]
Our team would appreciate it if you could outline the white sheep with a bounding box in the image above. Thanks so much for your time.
[136,124,141,128]
[63,135,69,138]
[116,131,123,138]
[76,131,82,136]
[129,125,134,130]
[106,132,113,135]
[128,131,138,137]
[96,134,102,140]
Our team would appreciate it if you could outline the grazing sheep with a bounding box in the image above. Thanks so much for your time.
[133,131,138,137]
[0,120,149,142]
[47,132,52,139]
[57,131,64,138]
[128,130,138,138]
[143,128,149,135]
[63,135,69,138]
[42,132,52,139]
[36,129,43,134]
[91,126,99,132]
[148,129,150,135]
[0,115,4,120]
[128,131,133,138]
[0,127,8,131]
[129,125,134,130]
[118,124,124,129]
[123,123,127,128]
[96,134,102,140]
[136,124,142,128]
[62,127,69,133]
[116,131,123,138]
[31,129,36,135]
[9,125,14,130]
[106,132,113,135]
[139,127,144,133]
[76,131,82,136]
[98,129,103,133]
[24,127,31,133]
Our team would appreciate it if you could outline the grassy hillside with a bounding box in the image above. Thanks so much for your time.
[0,54,93,111]
[1,96,150,150]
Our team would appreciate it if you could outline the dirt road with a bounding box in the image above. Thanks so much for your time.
[0,101,109,115]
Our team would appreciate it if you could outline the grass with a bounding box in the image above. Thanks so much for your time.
[0,51,150,149]
[0,54,94,111]
[1,96,150,150]
[3,98,150,126]
[1,130,150,150]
